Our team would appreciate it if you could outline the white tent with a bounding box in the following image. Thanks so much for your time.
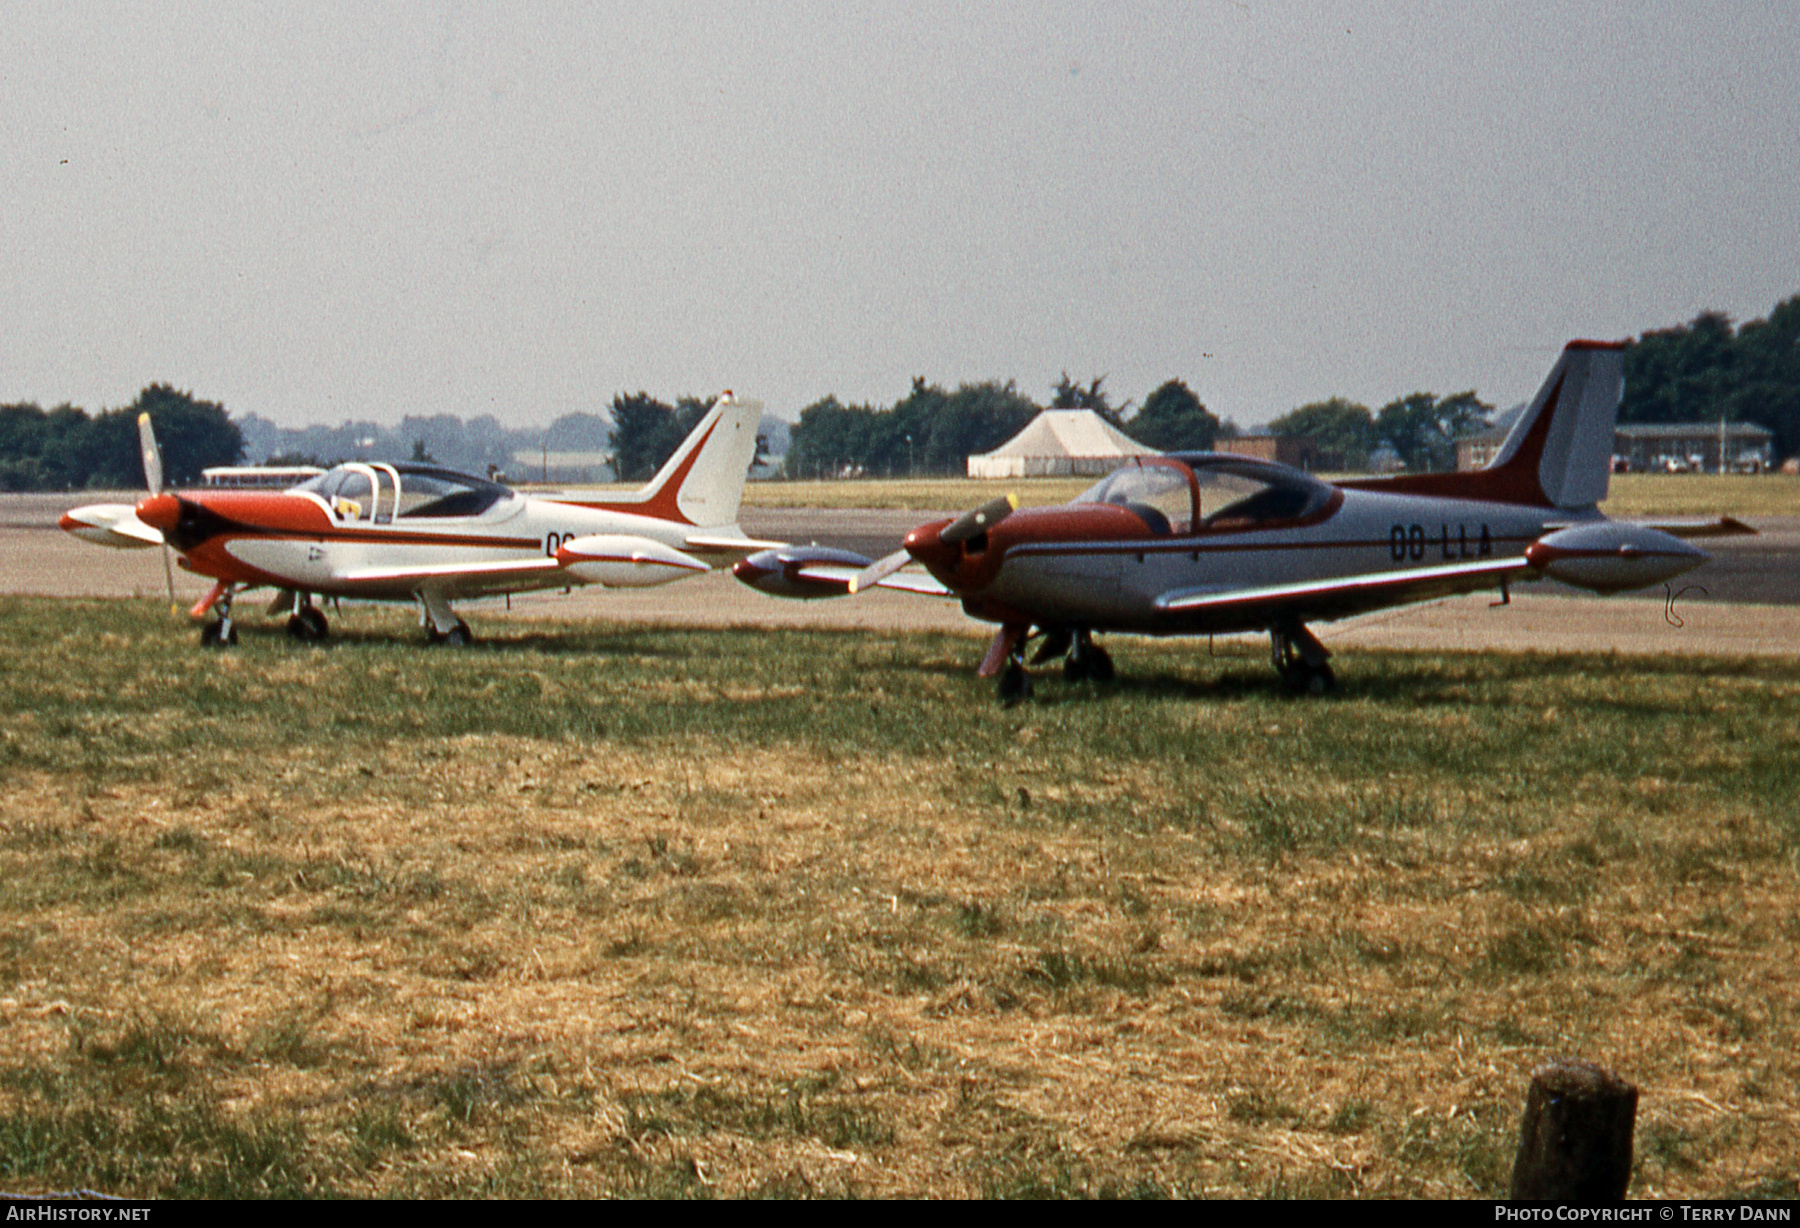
[966,410,1160,478]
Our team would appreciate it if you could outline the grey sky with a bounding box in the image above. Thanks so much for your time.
[5,2,1798,430]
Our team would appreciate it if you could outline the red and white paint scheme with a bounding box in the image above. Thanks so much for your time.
[62,394,774,646]
[736,342,1752,700]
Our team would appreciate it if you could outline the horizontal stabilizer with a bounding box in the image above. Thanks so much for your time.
[683,532,788,562]
[1620,516,1757,539]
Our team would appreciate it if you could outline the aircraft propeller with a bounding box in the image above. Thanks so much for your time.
[139,413,179,615]
[847,493,1017,594]
[938,493,1018,545]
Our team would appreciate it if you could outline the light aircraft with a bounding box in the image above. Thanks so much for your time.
[62,394,774,646]
[734,342,1751,700]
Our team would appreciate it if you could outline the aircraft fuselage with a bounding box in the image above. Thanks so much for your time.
[952,489,1585,634]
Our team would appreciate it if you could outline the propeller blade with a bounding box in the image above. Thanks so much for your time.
[137,414,178,613]
[139,413,164,497]
[159,542,179,615]
[847,547,912,595]
[939,494,1017,546]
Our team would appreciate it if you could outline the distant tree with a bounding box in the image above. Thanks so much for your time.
[607,391,678,482]
[542,411,612,453]
[1621,311,1737,425]
[83,385,242,487]
[928,381,1040,472]
[1050,373,1127,426]
[266,450,326,468]
[1269,398,1377,470]
[786,395,883,478]
[1729,294,1800,459]
[410,439,436,464]
[1128,380,1221,451]
[1375,390,1491,473]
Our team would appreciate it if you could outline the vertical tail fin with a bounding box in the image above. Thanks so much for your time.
[564,393,764,526]
[1486,340,1625,509]
[1338,340,1625,509]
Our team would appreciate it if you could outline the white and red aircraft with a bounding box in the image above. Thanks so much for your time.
[734,342,1751,700]
[63,393,773,645]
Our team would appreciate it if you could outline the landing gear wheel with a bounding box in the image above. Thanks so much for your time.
[998,663,1033,706]
[443,621,473,647]
[1281,662,1335,695]
[1063,633,1114,684]
[200,620,238,648]
[286,606,329,642]
[1086,645,1115,683]
[1271,622,1333,697]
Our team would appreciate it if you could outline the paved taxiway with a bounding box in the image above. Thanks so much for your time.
[4,492,1796,657]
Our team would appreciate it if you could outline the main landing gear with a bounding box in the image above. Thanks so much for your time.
[417,590,474,647]
[285,594,330,642]
[1271,620,1335,695]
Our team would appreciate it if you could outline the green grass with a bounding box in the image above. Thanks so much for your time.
[0,597,1797,1197]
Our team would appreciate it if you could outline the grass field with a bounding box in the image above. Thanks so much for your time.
[0,598,1796,1198]
[737,472,1800,517]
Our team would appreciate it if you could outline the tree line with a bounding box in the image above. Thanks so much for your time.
[6,294,1796,491]
[0,386,243,491]
[782,373,1230,479]
[1269,293,1800,472]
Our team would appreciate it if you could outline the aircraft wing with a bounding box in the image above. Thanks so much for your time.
[59,503,164,548]
[792,563,953,597]
[1153,556,1536,625]
[339,558,565,584]
[337,557,568,598]
[733,545,955,599]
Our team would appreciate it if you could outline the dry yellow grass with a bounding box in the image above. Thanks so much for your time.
[1,603,1796,1198]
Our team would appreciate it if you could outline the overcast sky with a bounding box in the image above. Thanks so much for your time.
[5,2,1798,430]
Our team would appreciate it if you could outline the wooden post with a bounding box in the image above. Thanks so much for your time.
[1510,1058,1638,1200]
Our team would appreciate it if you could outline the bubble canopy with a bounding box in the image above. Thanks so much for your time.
[1072,454,1336,535]
[292,463,515,522]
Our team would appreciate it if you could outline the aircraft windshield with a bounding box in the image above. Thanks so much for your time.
[294,464,510,520]
[1072,459,1197,534]
[1074,455,1333,534]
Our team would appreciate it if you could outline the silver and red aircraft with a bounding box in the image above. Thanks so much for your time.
[734,342,1750,700]
[63,393,773,646]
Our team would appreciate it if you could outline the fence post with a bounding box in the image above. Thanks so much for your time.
[1510,1058,1638,1200]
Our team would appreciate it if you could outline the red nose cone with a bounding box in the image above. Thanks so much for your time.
[136,493,182,532]
[903,520,956,572]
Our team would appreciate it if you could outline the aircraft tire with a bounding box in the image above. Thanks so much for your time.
[200,621,237,649]
[998,663,1032,706]
[1284,663,1334,696]
[444,622,473,647]
[286,608,329,642]
[1063,654,1089,683]
[1087,646,1115,683]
